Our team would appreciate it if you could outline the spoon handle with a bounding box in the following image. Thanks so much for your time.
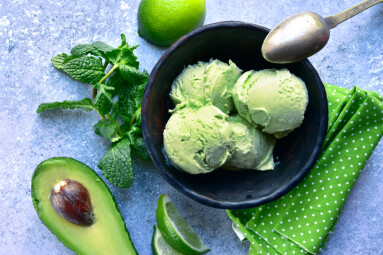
[325,0,383,29]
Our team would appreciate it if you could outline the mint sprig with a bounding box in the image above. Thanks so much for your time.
[37,34,150,188]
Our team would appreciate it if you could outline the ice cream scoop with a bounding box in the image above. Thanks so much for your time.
[163,105,234,174]
[170,59,242,114]
[225,115,276,171]
[232,69,308,138]
[170,61,208,108]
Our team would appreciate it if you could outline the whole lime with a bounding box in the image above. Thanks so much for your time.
[137,0,206,47]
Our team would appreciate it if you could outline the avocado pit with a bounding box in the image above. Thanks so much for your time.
[50,179,94,226]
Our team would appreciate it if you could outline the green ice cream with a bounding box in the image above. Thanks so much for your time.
[170,59,242,114]
[232,69,308,138]
[164,60,308,175]
[225,115,276,170]
[163,105,234,174]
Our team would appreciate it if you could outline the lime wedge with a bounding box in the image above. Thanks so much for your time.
[152,225,184,255]
[156,194,210,255]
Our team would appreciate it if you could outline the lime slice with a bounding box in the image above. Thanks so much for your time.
[156,194,210,255]
[152,225,184,255]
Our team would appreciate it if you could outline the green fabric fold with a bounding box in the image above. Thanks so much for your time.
[227,84,383,254]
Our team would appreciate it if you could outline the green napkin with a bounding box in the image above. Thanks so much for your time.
[227,84,383,255]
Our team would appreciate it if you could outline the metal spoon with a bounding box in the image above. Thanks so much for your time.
[262,0,383,64]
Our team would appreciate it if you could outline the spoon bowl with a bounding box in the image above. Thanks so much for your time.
[262,12,330,64]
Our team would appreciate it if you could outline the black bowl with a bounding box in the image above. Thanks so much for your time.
[142,21,328,209]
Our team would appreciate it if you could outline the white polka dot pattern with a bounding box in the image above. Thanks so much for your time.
[227,84,383,254]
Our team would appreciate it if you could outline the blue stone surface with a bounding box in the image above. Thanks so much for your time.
[0,0,382,254]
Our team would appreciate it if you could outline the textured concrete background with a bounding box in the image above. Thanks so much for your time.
[0,0,382,254]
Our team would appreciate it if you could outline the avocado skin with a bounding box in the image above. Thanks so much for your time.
[31,157,138,255]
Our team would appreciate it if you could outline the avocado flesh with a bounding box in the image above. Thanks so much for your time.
[31,157,137,255]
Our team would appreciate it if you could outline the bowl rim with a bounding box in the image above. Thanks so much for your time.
[142,21,328,209]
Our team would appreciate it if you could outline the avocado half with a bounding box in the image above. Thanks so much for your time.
[31,157,138,255]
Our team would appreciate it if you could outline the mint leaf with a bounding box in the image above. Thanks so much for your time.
[118,47,139,68]
[62,56,105,85]
[106,70,126,98]
[94,119,116,141]
[92,41,114,53]
[105,48,138,67]
[92,41,115,59]
[119,34,127,48]
[71,44,100,57]
[62,55,79,65]
[51,53,68,69]
[109,100,120,120]
[120,108,141,133]
[119,64,149,84]
[116,86,142,122]
[121,108,148,160]
[117,34,138,50]
[127,126,149,160]
[36,98,95,113]
[51,45,100,71]
[131,108,142,127]
[94,84,114,115]
[116,80,146,123]
[104,34,139,67]
[98,138,133,188]
[130,136,149,160]
[105,49,122,65]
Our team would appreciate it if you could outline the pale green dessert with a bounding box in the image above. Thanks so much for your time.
[170,61,208,109]
[165,61,308,174]
[163,105,234,174]
[170,59,242,114]
[232,68,308,138]
[225,115,276,170]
